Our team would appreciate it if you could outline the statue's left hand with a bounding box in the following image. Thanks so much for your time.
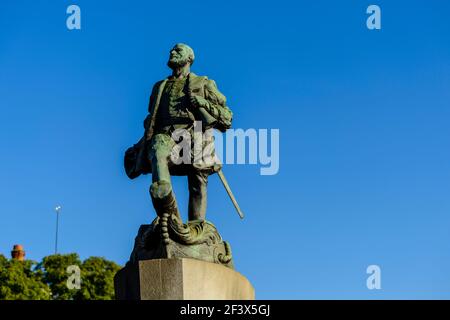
[190,95,208,109]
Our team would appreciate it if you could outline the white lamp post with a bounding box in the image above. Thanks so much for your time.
[55,205,62,254]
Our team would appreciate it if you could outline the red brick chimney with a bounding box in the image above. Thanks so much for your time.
[11,244,25,261]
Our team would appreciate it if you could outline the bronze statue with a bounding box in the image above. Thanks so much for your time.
[123,44,240,268]
[125,43,234,221]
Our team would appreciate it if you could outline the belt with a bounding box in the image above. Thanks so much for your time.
[156,123,194,135]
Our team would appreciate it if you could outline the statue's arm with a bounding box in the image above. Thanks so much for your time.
[143,83,159,129]
[201,80,233,132]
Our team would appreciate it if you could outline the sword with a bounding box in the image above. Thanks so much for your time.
[217,169,244,219]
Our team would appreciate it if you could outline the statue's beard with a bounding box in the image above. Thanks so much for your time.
[167,56,190,70]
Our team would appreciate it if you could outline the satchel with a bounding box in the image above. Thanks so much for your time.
[124,137,151,179]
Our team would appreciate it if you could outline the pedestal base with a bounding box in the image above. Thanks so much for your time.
[114,258,255,300]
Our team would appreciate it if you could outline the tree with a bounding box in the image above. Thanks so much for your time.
[0,254,51,300]
[0,253,121,300]
[38,253,82,300]
[77,257,121,300]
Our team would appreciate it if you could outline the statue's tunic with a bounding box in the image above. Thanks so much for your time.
[154,77,192,132]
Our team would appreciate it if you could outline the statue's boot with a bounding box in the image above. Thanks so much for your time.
[150,180,181,222]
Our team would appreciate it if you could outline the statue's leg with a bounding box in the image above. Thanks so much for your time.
[148,134,180,220]
[149,134,172,184]
[187,170,208,221]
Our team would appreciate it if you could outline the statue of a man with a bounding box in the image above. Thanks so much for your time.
[125,43,233,222]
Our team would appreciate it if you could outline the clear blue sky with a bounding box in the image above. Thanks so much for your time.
[1,0,450,299]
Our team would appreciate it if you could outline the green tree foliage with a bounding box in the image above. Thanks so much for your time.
[0,254,51,300]
[38,253,82,300]
[77,257,121,300]
[0,253,121,300]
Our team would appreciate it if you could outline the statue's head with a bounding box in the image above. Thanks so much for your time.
[167,43,195,70]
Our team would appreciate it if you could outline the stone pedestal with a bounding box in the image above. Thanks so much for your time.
[114,258,255,300]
